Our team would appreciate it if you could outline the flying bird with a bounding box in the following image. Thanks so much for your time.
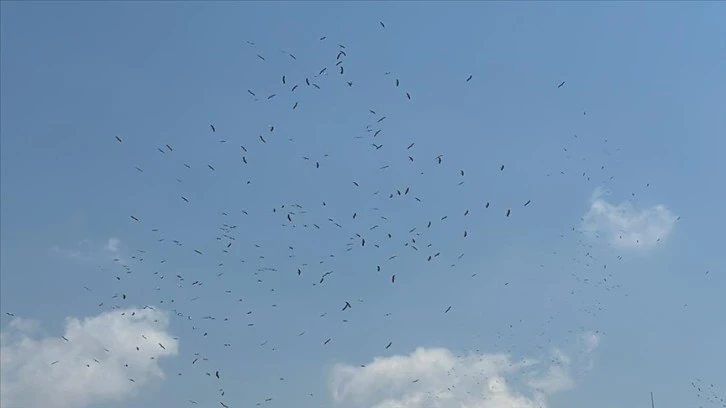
[210,124,216,132]
[466,75,473,82]
[558,81,565,88]
[115,136,123,143]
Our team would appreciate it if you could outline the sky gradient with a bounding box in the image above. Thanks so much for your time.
[1,2,725,408]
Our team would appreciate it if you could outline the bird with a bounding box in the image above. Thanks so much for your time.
[557,81,565,88]
[114,135,123,143]
[380,21,386,28]
[466,75,473,82]
[210,124,216,132]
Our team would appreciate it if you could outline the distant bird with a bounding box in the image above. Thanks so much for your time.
[466,75,473,82]
[557,81,565,88]
[445,306,452,313]
[524,200,531,206]
[386,341,392,349]
[342,301,351,311]
[380,21,386,28]
[130,216,140,222]
[506,209,511,217]
[210,124,216,132]
[282,75,286,84]
[115,136,123,143]
[500,164,505,171]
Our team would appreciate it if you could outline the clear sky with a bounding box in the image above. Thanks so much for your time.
[1,2,725,408]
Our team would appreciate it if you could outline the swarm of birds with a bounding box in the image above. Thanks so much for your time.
[8,19,704,408]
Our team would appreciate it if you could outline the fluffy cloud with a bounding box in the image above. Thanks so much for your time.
[0,307,178,408]
[581,331,601,354]
[582,187,677,250]
[52,237,126,264]
[330,344,591,408]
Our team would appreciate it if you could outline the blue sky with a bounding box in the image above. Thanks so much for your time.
[1,2,725,408]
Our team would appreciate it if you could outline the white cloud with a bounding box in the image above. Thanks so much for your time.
[581,331,601,354]
[52,236,126,263]
[582,187,677,250]
[0,307,178,408]
[330,344,593,408]
[106,237,121,253]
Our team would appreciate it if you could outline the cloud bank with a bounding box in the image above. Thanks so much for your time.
[0,307,178,408]
[582,187,677,250]
[330,343,595,408]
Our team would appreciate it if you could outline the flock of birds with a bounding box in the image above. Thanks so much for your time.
[4,21,720,408]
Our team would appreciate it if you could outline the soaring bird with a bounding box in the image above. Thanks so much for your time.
[210,124,216,132]
[115,136,123,143]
